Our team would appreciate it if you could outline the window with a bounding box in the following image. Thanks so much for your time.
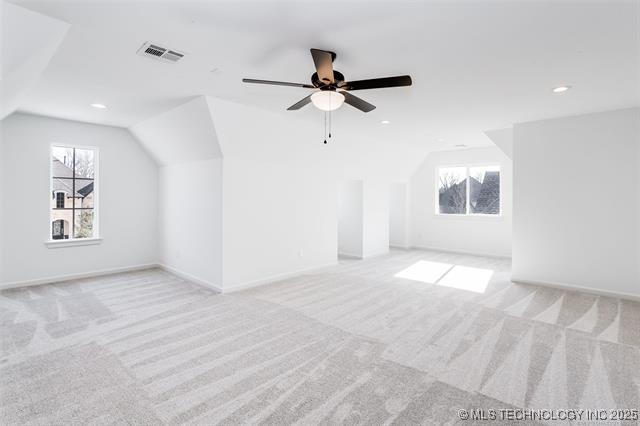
[52,219,67,240]
[55,192,65,209]
[437,165,500,215]
[51,146,97,240]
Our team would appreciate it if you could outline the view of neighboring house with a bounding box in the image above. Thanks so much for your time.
[51,157,94,239]
[471,171,500,214]
[439,171,500,215]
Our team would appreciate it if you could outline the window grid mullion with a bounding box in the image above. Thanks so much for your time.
[72,148,76,238]
[466,166,470,215]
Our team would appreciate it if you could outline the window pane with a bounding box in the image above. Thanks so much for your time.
[74,149,95,178]
[438,167,467,214]
[76,179,95,208]
[51,179,75,208]
[51,211,72,240]
[469,166,500,214]
[51,147,74,177]
[74,210,94,239]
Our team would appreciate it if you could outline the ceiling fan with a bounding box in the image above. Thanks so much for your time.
[242,48,412,113]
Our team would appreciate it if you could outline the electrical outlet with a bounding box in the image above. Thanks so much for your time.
[298,250,304,257]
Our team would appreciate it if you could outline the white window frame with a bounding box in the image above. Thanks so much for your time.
[435,163,502,217]
[47,143,101,248]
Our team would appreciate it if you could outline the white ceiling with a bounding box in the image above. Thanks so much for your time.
[7,0,640,150]
[0,1,68,118]
[130,96,222,166]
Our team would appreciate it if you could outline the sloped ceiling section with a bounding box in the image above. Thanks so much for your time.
[205,96,430,182]
[130,94,428,180]
[129,96,222,166]
[485,127,513,159]
[0,1,69,119]
[205,96,320,159]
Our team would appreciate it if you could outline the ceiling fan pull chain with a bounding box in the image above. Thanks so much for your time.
[329,109,332,138]
[323,111,327,144]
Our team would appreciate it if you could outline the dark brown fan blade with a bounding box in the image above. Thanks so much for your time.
[287,95,313,110]
[243,78,314,89]
[342,92,376,113]
[310,49,335,84]
[341,75,412,91]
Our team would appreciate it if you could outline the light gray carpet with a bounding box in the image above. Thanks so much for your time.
[1,249,639,425]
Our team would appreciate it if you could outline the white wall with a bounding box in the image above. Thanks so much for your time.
[362,180,390,258]
[0,113,158,285]
[158,159,222,287]
[410,146,513,257]
[389,182,410,248]
[338,180,363,258]
[512,108,640,297]
[337,179,391,259]
[0,126,4,283]
[130,96,223,289]
[207,98,338,290]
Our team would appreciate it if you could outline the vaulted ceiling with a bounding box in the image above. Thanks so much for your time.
[1,1,68,119]
[5,0,640,151]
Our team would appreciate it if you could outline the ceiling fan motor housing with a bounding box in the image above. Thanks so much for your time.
[311,71,345,88]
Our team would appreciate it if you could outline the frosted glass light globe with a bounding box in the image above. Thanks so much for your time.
[311,91,345,111]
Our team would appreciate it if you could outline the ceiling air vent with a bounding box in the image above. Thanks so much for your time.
[137,42,185,63]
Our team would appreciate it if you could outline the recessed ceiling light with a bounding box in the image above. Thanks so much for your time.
[90,103,107,109]
[381,120,390,124]
[552,85,571,93]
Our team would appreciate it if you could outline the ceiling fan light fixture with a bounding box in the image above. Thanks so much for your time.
[311,91,345,111]
[243,48,411,114]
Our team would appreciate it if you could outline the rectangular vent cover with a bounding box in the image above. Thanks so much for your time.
[137,42,185,63]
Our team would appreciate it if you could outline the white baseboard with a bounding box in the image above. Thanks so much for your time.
[1,260,337,295]
[0,263,158,291]
[339,249,389,260]
[156,263,222,293]
[338,252,363,260]
[389,244,411,250]
[411,244,512,259]
[511,276,640,302]
[362,249,390,259]
[222,261,338,294]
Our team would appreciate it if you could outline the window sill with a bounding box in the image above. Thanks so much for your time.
[45,237,102,249]
[433,214,504,220]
